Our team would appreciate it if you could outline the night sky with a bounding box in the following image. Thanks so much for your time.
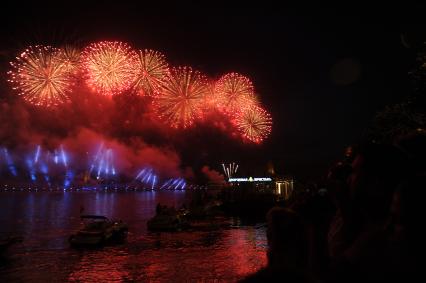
[1,2,425,180]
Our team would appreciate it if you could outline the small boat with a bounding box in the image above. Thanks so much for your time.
[69,215,128,247]
[147,205,190,232]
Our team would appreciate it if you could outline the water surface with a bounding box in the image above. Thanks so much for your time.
[0,191,267,282]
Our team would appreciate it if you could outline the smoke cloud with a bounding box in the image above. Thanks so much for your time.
[201,165,225,184]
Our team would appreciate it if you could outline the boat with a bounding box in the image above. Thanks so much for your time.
[147,206,189,232]
[69,215,128,247]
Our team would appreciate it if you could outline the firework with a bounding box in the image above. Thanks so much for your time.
[235,105,272,143]
[34,145,41,164]
[134,167,158,190]
[81,41,137,96]
[160,178,186,190]
[201,80,218,112]
[8,45,74,107]
[214,73,258,114]
[88,144,116,179]
[26,158,36,182]
[60,145,68,167]
[154,66,209,128]
[59,45,81,74]
[132,49,169,96]
[222,162,239,179]
[2,148,17,176]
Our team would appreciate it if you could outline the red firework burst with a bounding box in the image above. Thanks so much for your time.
[81,41,137,96]
[8,45,74,107]
[132,49,169,96]
[234,105,272,143]
[153,66,209,128]
[59,45,81,75]
[214,73,258,114]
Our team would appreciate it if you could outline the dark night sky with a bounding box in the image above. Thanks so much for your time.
[1,2,426,180]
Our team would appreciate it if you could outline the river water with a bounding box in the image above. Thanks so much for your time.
[0,191,267,282]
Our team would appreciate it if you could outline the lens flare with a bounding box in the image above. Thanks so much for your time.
[81,41,137,96]
[214,73,258,114]
[8,45,74,107]
[132,49,169,96]
[234,105,272,143]
[154,66,209,128]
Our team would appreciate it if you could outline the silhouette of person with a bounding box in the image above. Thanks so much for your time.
[240,207,310,282]
[328,143,409,282]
